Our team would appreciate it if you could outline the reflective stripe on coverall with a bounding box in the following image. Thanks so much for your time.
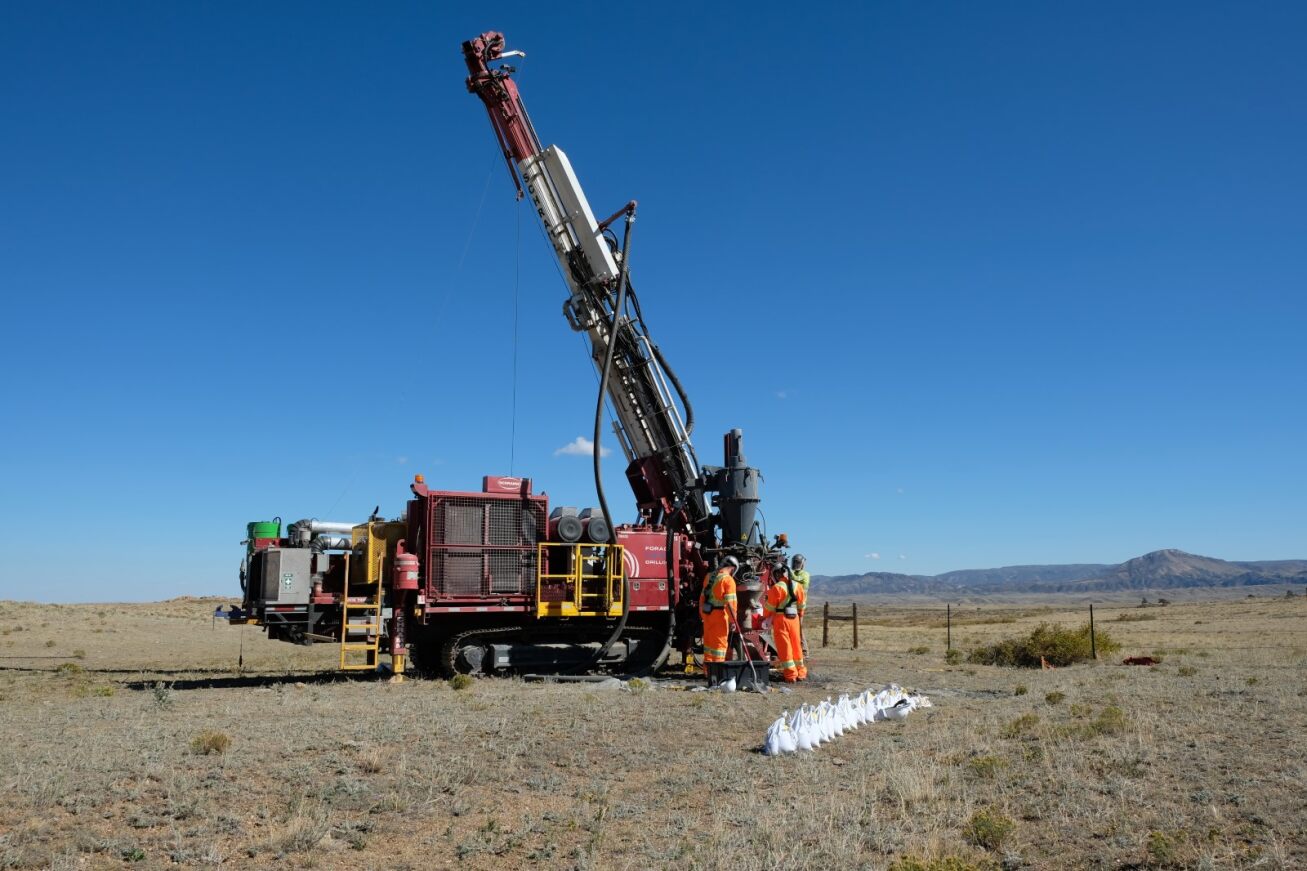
[700,568,737,669]
[764,579,806,681]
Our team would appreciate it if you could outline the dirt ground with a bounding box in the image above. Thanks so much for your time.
[1,592,1304,870]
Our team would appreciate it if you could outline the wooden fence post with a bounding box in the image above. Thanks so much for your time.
[947,603,952,651]
[1089,603,1097,660]
[822,601,829,648]
[852,602,859,649]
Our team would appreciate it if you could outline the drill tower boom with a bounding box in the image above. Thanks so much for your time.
[463,32,722,539]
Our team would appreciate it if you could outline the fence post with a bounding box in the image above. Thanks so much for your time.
[947,603,952,651]
[1089,603,1097,660]
[852,602,859,649]
[822,601,829,648]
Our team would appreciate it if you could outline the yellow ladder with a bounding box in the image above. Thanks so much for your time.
[340,553,382,671]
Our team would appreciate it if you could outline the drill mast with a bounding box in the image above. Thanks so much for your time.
[463,31,744,544]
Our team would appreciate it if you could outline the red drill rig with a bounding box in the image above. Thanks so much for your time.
[225,32,787,680]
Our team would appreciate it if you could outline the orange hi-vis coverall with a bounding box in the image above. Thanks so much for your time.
[699,568,738,671]
[764,578,807,681]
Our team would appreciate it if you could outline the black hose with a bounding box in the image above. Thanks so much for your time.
[649,339,695,437]
[586,208,635,670]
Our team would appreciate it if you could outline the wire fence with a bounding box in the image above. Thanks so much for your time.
[815,600,1307,656]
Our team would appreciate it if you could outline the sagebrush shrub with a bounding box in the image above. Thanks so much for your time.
[964,807,1015,850]
[967,623,1120,668]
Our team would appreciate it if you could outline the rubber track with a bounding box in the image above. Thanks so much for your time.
[439,625,523,678]
[437,623,666,678]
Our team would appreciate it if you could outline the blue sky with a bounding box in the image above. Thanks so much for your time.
[2,3,1303,601]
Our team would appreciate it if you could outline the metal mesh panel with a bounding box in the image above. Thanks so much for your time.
[442,502,483,545]
[489,550,536,594]
[488,501,521,546]
[437,552,484,596]
[427,495,547,598]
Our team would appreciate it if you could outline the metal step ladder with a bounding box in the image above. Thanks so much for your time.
[340,553,381,671]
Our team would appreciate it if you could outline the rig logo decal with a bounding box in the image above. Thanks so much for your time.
[622,548,640,579]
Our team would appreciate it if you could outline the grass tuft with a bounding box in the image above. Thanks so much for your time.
[190,730,231,755]
[449,674,474,691]
[356,747,384,774]
[908,645,931,655]
[1044,691,1066,705]
[944,648,963,665]
[1089,705,1127,736]
[999,713,1040,739]
[966,754,1008,780]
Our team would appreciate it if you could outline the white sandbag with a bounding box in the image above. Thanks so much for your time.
[763,712,787,756]
[795,707,817,751]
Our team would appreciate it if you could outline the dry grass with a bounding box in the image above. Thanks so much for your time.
[189,730,231,756]
[0,593,1305,869]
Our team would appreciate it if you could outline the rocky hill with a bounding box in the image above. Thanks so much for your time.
[811,549,1307,596]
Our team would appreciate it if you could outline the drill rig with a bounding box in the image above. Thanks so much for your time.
[226,31,785,679]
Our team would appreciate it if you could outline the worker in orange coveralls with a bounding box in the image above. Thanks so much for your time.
[764,564,807,682]
[699,555,739,673]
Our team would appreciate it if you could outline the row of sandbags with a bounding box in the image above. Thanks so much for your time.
[763,684,932,756]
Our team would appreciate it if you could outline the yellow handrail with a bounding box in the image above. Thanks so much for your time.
[536,542,623,618]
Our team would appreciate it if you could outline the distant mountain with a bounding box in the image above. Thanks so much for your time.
[935,563,1110,588]
[811,549,1307,596]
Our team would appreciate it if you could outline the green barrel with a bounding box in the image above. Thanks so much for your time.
[246,519,282,553]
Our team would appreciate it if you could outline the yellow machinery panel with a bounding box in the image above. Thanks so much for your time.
[351,521,407,585]
[536,542,624,618]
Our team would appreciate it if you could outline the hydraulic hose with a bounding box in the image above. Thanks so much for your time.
[649,339,695,437]
[586,207,635,670]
